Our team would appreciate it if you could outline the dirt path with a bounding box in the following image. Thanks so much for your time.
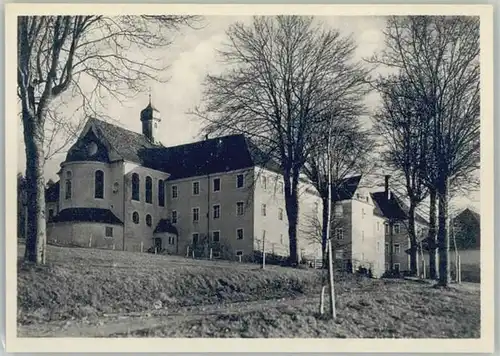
[18,295,317,337]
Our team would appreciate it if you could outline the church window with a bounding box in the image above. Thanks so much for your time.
[158,179,165,207]
[132,173,140,201]
[95,170,104,199]
[105,227,113,237]
[145,176,152,204]
[65,179,72,200]
[132,211,139,224]
[146,214,152,227]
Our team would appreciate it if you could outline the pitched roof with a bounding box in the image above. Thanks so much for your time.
[370,191,429,225]
[455,208,480,223]
[332,175,362,201]
[51,208,123,225]
[154,219,178,235]
[45,181,59,203]
[83,118,281,179]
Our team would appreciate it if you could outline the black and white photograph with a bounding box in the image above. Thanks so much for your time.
[5,3,494,353]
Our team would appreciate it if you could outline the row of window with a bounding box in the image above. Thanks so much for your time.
[385,243,402,254]
[131,173,165,206]
[173,203,284,223]
[191,228,245,244]
[64,170,105,201]
[131,212,153,227]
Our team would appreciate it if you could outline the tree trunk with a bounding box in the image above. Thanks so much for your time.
[427,188,438,280]
[284,169,300,265]
[437,179,450,286]
[407,203,418,276]
[22,112,47,264]
[321,196,329,267]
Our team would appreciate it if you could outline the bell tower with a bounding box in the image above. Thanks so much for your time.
[140,93,161,143]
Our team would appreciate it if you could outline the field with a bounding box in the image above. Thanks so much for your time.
[17,243,480,338]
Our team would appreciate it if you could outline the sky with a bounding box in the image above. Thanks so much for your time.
[16,15,479,212]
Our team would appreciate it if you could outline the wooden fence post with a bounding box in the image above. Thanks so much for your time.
[89,235,92,248]
[140,241,143,253]
[238,255,242,263]
[186,246,190,257]
[209,248,213,260]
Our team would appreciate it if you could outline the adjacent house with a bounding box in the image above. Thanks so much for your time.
[449,208,480,282]
[327,175,386,278]
[370,176,429,275]
[45,102,322,262]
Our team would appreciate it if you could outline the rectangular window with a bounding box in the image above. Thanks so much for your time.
[280,234,284,244]
[384,223,389,235]
[261,204,267,216]
[335,249,344,259]
[361,230,364,241]
[213,178,221,192]
[171,210,177,224]
[278,208,283,221]
[336,228,344,240]
[394,224,401,234]
[236,174,244,188]
[192,207,199,222]
[377,241,380,252]
[212,231,220,242]
[236,228,244,240]
[172,185,178,199]
[361,208,365,219]
[261,175,267,189]
[192,233,199,245]
[48,209,54,220]
[278,181,284,194]
[213,204,220,219]
[377,221,380,231]
[105,227,113,238]
[192,181,200,195]
[236,250,243,256]
[236,201,245,216]
[385,243,389,253]
[394,243,401,254]
[335,204,343,217]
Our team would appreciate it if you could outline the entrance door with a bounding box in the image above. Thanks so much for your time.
[154,237,162,251]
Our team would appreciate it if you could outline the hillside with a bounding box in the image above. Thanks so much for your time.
[17,244,480,338]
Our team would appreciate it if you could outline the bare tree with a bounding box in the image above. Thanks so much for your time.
[18,15,202,264]
[369,16,480,286]
[194,16,370,264]
[303,115,374,266]
[373,74,431,276]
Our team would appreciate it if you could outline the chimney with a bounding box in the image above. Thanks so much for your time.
[385,175,391,200]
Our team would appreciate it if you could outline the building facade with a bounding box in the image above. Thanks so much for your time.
[46,103,322,262]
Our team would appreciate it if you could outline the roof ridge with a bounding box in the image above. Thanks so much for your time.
[163,132,245,150]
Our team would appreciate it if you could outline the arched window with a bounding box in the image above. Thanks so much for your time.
[131,173,140,201]
[146,214,152,227]
[65,179,72,200]
[145,176,152,204]
[95,170,104,199]
[158,179,165,207]
[132,211,139,224]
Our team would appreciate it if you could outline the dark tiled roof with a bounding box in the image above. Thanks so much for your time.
[332,175,362,201]
[87,118,281,178]
[91,118,159,165]
[370,191,429,225]
[45,181,59,203]
[154,219,178,235]
[51,208,123,225]
[371,196,385,218]
[456,208,480,223]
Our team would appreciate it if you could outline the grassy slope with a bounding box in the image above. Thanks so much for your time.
[17,244,480,338]
[17,244,321,324]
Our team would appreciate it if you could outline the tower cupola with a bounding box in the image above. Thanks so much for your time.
[140,94,161,143]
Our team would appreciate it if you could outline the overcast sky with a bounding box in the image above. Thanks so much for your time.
[16,15,479,211]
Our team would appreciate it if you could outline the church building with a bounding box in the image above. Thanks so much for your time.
[46,101,323,262]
